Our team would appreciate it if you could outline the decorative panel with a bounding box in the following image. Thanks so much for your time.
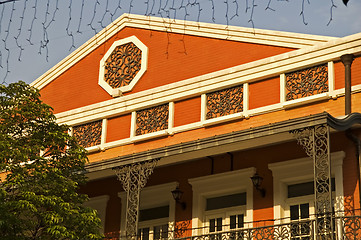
[114,159,159,239]
[104,42,142,89]
[136,104,169,136]
[291,125,333,238]
[99,36,148,96]
[206,85,243,120]
[285,64,328,101]
[73,120,102,148]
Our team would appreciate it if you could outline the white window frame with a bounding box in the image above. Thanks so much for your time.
[269,151,345,224]
[285,195,315,221]
[204,206,246,234]
[188,168,255,236]
[138,217,170,240]
[118,182,177,237]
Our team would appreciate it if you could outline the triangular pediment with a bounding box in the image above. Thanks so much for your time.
[32,14,336,114]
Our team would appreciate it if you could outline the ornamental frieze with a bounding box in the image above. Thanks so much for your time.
[206,85,243,120]
[104,42,142,89]
[72,120,102,148]
[285,64,328,101]
[99,36,148,97]
[136,104,169,136]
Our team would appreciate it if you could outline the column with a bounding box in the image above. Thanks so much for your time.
[341,54,354,115]
[114,158,159,240]
[291,124,333,239]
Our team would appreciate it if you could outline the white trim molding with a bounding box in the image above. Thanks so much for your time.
[100,118,107,150]
[268,151,345,224]
[52,33,361,127]
[118,182,178,237]
[98,36,148,97]
[282,92,330,109]
[188,168,255,235]
[80,79,361,152]
[31,14,336,90]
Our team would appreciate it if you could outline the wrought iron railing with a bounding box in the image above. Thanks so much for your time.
[105,214,361,240]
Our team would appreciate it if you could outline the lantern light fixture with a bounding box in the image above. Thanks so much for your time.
[250,172,266,198]
[171,185,186,210]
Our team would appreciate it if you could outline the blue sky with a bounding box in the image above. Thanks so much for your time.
[1,0,360,85]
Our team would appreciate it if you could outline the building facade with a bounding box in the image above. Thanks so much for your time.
[32,14,361,239]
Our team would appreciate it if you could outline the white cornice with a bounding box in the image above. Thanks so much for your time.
[53,32,361,126]
[31,14,336,90]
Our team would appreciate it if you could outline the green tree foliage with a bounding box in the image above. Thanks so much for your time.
[0,82,103,239]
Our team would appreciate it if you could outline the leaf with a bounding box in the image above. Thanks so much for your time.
[0,82,103,239]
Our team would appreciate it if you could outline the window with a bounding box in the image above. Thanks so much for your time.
[269,151,344,239]
[286,180,336,240]
[289,203,311,240]
[138,223,169,240]
[138,206,170,240]
[205,208,245,233]
[189,168,254,236]
[286,182,315,240]
[205,193,246,233]
[119,182,177,238]
[208,217,222,233]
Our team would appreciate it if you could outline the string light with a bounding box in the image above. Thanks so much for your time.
[0,0,343,84]
[77,0,84,34]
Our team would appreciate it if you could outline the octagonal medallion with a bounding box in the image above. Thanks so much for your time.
[99,36,148,97]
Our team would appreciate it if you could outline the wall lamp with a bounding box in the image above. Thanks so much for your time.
[250,172,266,198]
[171,186,186,210]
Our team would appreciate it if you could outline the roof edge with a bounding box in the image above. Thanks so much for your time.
[86,112,361,173]
[31,13,337,90]
[86,112,332,173]
[327,112,361,131]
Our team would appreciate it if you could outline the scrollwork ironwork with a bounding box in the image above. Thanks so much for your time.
[114,213,361,240]
[290,220,312,239]
[136,104,169,136]
[206,85,243,120]
[178,220,313,240]
[341,215,361,239]
[114,159,159,240]
[285,64,328,101]
[104,42,142,89]
[291,124,333,239]
[173,220,192,238]
[72,120,102,148]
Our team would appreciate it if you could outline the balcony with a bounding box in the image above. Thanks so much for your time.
[105,214,361,240]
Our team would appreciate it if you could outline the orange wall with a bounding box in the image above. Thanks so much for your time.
[335,60,344,90]
[249,77,280,110]
[106,114,132,143]
[84,131,360,235]
[82,140,303,233]
[334,56,361,90]
[174,97,201,127]
[79,177,122,235]
[40,27,294,114]
[331,131,361,212]
[88,91,361,164]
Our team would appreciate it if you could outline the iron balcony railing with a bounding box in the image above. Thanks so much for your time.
[106,214,361,240]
